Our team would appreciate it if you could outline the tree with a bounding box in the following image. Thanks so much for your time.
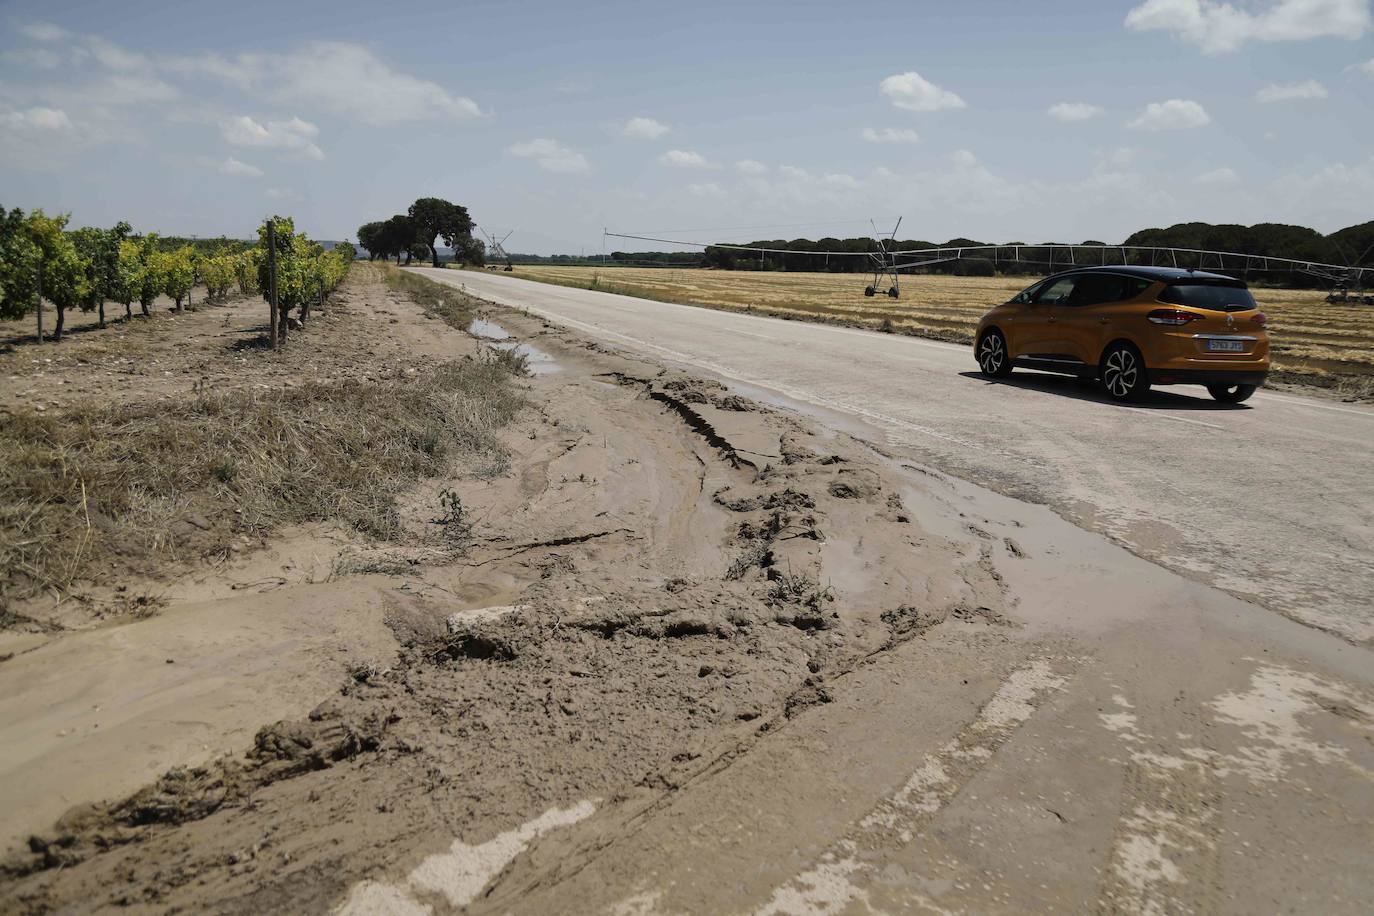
[384,214,418,264]
[0,206,41,322]
[356,222,384,261]
[200,254,237,301]
[114,239,141,320]
[455,236,485,267]
[157,246,195,311]
[255,216,323,342]
[234,249,260,295]
[71,221,132,328]
[408,198,474,268]
[23,210,87,341]
[131,234,164,316]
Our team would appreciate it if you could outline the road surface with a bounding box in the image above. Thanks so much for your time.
[419,268,1374,645]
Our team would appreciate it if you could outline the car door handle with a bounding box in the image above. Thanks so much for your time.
[1098,317,1110,324]
[1047,316,1057,323]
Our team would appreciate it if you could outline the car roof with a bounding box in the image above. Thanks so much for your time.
[1048,264,1241,284]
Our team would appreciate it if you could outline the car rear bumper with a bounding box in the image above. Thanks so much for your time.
[1148,368,1268,387]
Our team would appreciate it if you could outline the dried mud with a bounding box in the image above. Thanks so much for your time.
[0,304,1012,914]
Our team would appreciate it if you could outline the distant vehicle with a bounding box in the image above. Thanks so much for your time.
[974,266,1269,403]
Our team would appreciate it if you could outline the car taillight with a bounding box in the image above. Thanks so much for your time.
[1147,308,1203,326]
[1251,312,1268,327]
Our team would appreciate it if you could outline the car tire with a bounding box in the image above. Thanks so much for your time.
[864,286,876,297]
[1100,343,1149,402]
[1207,383,1256,404]
[977,329,1013,378]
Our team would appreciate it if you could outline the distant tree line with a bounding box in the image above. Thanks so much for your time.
[680,220,1374,286]
[356,198,485,268]
[509,251,701,267]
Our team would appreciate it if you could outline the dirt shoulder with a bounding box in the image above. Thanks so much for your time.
[0,272,1371,915]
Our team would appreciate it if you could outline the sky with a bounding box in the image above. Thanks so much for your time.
[2,0,1373,254]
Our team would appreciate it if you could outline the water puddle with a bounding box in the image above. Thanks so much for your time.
[468,317,510,340]
[467,318,560,375]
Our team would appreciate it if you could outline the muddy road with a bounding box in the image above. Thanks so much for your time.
[421,268,1374,647]
[1,273,1371,914]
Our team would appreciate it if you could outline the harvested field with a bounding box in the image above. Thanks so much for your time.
[508,265,1374,394]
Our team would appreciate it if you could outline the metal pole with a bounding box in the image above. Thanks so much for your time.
[267,219,279,350]
[35,261,43,343]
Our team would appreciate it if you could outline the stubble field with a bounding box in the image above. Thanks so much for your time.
[509,265,1374,393]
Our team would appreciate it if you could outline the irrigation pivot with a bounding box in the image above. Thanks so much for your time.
[480,227,515,272]
[603,228,1373,299]
[865,218,903,299]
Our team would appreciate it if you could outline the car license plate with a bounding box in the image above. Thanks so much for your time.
[1205,339,1246,352]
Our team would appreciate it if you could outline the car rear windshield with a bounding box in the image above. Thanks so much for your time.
[1159,283,1257,312]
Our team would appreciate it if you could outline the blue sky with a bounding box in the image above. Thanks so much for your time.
[2,0,1372,253]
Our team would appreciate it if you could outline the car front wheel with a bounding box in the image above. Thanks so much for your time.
[977,329,1012,377]
[1207,383,1256,404]
[1100,343,1149,402]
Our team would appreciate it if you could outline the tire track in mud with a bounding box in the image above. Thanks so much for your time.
[751,656,1075,916]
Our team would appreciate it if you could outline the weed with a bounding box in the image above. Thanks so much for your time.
[211,458,238,483]
[767,567,835,612]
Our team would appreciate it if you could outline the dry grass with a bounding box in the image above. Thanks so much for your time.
[510,266,1374,387]
[384,265,481,328]
[0,356,526,605]
[1,267,527,608]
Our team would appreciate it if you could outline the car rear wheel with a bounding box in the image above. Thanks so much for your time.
[1100,343,1149,402]
[977,329,1012,377]
[1207,383,1256,404]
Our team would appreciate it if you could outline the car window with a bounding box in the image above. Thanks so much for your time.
[1067,274,1149,307]
[1011,280,1046,304]
[1033,276,1077,305]
[1160,283,1257,312]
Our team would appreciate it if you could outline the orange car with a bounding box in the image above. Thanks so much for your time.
[974,266,1269,403]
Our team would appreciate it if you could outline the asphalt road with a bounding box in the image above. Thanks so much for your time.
[418,268,1374,645]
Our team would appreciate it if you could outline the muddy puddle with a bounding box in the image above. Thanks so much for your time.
[469,317,560,375]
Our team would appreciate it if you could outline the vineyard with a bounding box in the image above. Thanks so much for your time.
[509,265,1374,393]
[0,207,354,346]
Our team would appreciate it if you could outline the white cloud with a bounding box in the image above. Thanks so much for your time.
[1196,166,1240,184]
[687,182,726,199]
[950,149,980,168]
[261,42,482,125]
[19,21,68,42]
[222,115,324,160]
[1,47,62,69]
[778,165,810,180]
[735,159,767,175]
[1256,79,1329,102]
[1,106,73,131]
[1048,102,1103,122]
[861,127,921,144]
[58,34,481,126]
[1125,0,1371,54]
[1354,57,1374,74]
[266,187,303,201]
[1097,146,1138,169]
[1127,98,1211,130]
[659,149,716,169]
[880,71,967,112]
[83,36,149,71]
[90,73,180,105]
[219,157,263,178]
[621,116,669,139]
[509,138,590,173]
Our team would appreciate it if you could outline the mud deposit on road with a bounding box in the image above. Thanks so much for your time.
[1,309,1012,913]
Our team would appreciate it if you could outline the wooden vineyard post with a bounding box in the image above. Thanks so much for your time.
[267,219,279,350]
[35,261,43,344]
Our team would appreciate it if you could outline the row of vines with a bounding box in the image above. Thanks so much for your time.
[0,207,355,343]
